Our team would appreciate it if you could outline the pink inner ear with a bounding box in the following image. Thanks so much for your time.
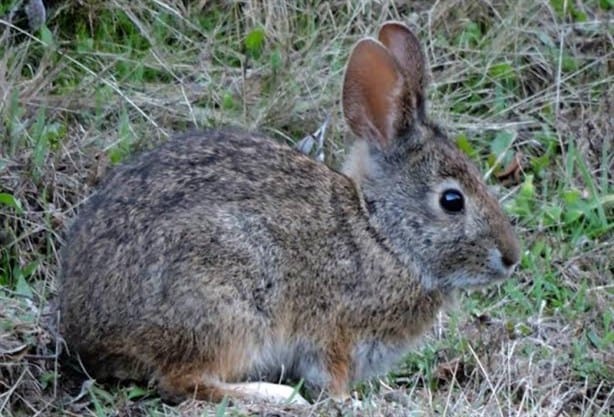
[342,39,403,147]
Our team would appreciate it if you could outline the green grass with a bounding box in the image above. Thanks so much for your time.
[1,0,612,416]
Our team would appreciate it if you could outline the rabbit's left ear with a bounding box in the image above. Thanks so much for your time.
[378,22,427,117]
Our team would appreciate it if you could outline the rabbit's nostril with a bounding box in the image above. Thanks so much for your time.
[499,231,520,270]
[501,253,518,268]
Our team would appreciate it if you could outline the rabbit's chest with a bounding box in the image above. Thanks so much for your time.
[351,340,410,380]
[248,338,330,389]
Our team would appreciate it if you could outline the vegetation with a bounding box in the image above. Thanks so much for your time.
[1,0,612,415]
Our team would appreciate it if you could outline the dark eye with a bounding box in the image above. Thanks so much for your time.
[440,189,464,213]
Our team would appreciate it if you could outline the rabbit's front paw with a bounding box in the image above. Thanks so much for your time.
[329,392,359,407]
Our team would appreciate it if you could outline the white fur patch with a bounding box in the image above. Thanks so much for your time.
[248,336,329,390]
[341,141,378,182]
[223,381,308,405]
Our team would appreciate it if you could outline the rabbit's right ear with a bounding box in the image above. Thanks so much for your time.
[342,38,405,148]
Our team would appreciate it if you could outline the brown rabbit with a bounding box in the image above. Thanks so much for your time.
[59,21,520,405]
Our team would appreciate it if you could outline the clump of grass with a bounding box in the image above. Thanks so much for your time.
[1,0,612,416]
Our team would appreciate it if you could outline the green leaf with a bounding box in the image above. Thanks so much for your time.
[561,52,579,72]
[563,208,583,224]
[22,261,38,277]
[77,37,94,53]
[222,92,235,110]
[109,108,133,164]
[572,10,587,22]
[491,130,514,157]
[544,205,562,225]
[456,134,477,158]
[13,261,39,297]
[489,62,514,80]
[39,25,55,48]
[519,174,535,199]
[39,371,57,389]
[508,174,535,219]
[562,189,581,205]
[601,194,614,208]
[270,48,283,71]
[87,384,109,417]
[244,27,266,58]
[32,110,51,175]
[125,385,149,400]
[215,396,229,417]
[536,31,555,48]
[457,21,482,47]
[550,0,566,16]
[15,274,34,299]
[286,379,304,404]
[0,193,24,214]
[530,153,550,177]
[587,330,601,349]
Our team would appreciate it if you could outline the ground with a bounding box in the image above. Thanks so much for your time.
[0,0,612,416]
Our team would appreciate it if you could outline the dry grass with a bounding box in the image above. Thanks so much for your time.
[0,0,612,416]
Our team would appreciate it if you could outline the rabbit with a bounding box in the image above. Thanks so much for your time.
[59,21,520,405]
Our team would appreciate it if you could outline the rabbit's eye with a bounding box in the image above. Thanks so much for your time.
[440,189,464,213]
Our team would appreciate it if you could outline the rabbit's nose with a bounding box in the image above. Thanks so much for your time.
[501,252,518,268]
[489,246,519,276]
[499,235,520,270]
[497,219,521,270]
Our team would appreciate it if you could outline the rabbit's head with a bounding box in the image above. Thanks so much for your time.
[342,22,520,291]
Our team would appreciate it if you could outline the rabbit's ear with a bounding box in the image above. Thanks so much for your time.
[342,38,404,147]
[378,22,427,94]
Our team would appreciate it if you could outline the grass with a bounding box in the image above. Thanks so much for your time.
[0,0,612,415]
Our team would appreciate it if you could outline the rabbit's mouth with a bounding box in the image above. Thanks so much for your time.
[443,273,506,290]
[467,257,517,288]
[435,248,517,290]
[466,272,511,289]
[487,248,518,279]
[440,265,516,290]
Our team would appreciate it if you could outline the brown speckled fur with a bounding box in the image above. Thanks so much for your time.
[59,22,519,403]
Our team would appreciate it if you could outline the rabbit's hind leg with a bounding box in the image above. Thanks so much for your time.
[157,366,308,405]
[156,364,230,403]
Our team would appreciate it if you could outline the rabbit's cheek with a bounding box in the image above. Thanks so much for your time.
[441,269,486,289]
